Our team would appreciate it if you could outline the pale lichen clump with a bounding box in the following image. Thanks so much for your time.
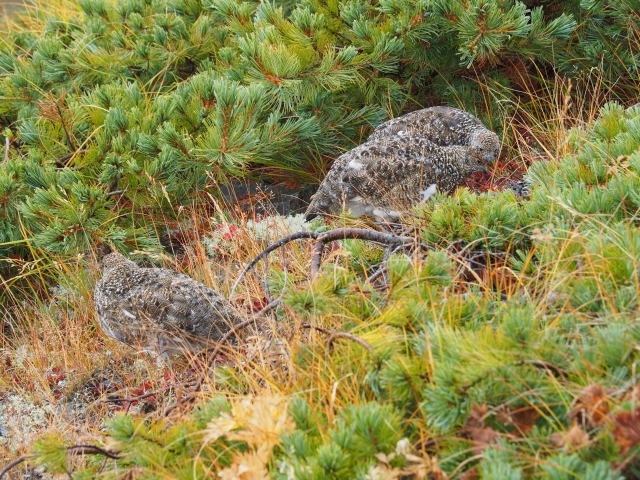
[202,214,323,257]
[245,214,318,243]
[0,393,53,453]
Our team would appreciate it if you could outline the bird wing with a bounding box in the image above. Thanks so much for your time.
[123,269,242,342]
[368,110,425,142]
[368,117,398,141]
[326,136,442,203]
[369,107,485,146]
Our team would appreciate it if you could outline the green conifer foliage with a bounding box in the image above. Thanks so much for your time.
[4,0,630,258]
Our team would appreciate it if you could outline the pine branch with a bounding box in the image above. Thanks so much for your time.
[55,148,88,168]
[50,95,77,152]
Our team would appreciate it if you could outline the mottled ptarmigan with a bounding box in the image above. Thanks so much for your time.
[94,252,244,357]
[305,106,500,220]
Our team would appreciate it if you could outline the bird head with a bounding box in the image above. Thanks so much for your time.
[100,251,135,272]
[469,130,500,164]
[464,148,491,175]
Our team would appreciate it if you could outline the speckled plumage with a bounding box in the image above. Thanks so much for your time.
[368,106,500,163]
[305,107,500,220]
[94,253,244,356]
[509,180,531,198]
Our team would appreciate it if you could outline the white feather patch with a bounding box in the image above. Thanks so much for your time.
[348,159,365,170]
[347,197,372,217]
[372,208,400,221]
[420,184,437,202]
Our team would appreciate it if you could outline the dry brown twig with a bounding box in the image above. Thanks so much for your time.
[0,445,121,480]
[3,136,8,164]
[308,228,414,278]
[102,382,198,406]
[367,244,407,285]
[230,230,319,297]
[231,227,416,297]
[301,323,372,351]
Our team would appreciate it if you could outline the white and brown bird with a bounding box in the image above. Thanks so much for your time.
[94,252,244,357]
[305,106,500,220]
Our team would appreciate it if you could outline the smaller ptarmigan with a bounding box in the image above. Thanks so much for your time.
[94,252,244,357]
[305,106,500,220]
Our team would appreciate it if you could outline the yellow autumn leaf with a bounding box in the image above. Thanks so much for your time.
[204,414,238,443]
[218,451,270,480]
[224,395,294,449]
